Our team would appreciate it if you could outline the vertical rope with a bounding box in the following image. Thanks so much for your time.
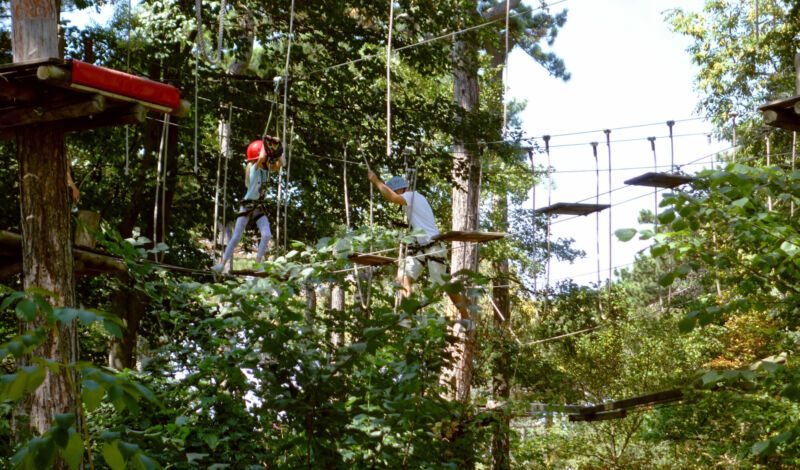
[220,103,232,257]
[648,136,662,310]
[529,149,536,292]
[792,132,796,217]
[592,142,601,314]
[604,129,612,315]
[544,135,552,290]
[765,131,772,210]
[277,0,296,252]
[283,120,294,251]
[667,120,675,172]
[502,0,510,130]
[194,56,199,174]
[731,112,738,162]
[343,144,350,230]
[195,0,226,64]
[153,114,168,260]
[160,114,170,261]
[125,0,132,176]
[386,0,395,159]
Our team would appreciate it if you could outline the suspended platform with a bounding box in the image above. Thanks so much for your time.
[348,232,507,267]
[624,172,694,189]
[759,94,800,132]
[0,58,188,141]
[568,388,684,422]
[0,230,126,279]
[534,203,610,216]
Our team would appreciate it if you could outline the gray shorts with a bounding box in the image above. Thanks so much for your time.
[398,243,448,285]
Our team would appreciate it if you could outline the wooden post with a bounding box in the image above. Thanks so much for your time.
[11,0,80,463]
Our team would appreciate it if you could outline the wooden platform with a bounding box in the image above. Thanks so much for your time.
[624,172,695,189]
[347,253,396,266]
[0,230,126,278]
[534,203,610,216]
[759,94,800,132]
[432,231,507,243]
[0,58,188,142]
[568,389,683,422]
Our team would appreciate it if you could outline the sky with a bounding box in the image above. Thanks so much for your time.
[60,0,730,288]
[507,0,728,287]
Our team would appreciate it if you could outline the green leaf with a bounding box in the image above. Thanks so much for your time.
[32,294,53,318]
[16,299,38,321]
[132,453,157,470]
[678,316,697,333]
[30,436,56,469]
[752,439,772,456]
[5,371,27,401]
[103,319,123,338]
[81,379,105,411]
[658,272,676,287]
[780,241,800,257]
[731,197,749,208]
[76,309,98,326]
[118,441,140,460]
[52,426,70,448]
[55,308,79,324]
[0,291,25,311]
[63,431,84,469]
[102,441,126,470]
[54,413,76,429]
[23,365,46,393]
[701,370,721,385]
[615,228,636,242]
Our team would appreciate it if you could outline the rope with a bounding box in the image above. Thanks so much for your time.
[343,144,350,230]
[211,106,226,261]
[283,120,294,251]
[765,130,772,211]
[153,113,169,262]
[544,135,552,289]
[161,114,170,261]
[592,141,600,315]
[648,136,662,311]
[124,0,132,176]
[386,0,395,159]
[604,129,612,315]
[277,0,296,252]
[502,0,510,130]
[528,150,536,292]
[194,56,199,173]
[220,103,233,259]
[792,132,796,217]
[195,0,226,64]
[667,120,675,171]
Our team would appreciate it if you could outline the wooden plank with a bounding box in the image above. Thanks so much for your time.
[762,108,800,132]
[569,409,627,422]
[348,253,396,266]
[624,172,695,189]
[432,231,507,243]
[578,389,683,415]
[758,93,800,112]
[61,104,147,133]
[0,80,38,102]
[0,94,106,128]
[0,230,125,275]
[535,202,610,216]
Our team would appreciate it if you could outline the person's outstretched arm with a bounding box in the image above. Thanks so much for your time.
[367,170,406,205]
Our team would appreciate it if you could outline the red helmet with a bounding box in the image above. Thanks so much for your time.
[246,140,264,161]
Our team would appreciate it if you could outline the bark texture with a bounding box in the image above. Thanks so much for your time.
[16,122,78,460]
[108,277,146,370]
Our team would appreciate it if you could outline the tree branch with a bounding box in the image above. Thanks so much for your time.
[481,0,523,22]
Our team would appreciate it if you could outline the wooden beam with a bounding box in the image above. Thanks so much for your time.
[569,409,627,422]
[61,104,146,133]
[578,389,683,415]
[0,94,106,128]
[0,80,38,101]
[36,64,71,85]
[762,108,800,132]
[0,230,125,275]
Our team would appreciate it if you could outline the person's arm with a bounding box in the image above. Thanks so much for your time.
[263,135,284,171]
[367,170,406,205]
[66,169,80,203]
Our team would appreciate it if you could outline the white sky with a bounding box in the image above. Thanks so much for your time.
[508,0,728,287]
[62,1,729,288]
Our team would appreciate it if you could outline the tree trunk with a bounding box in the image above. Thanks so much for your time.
[108,276,146,370]
[12,3,79,467]
[491,195,511,470]
[448,32,482,403]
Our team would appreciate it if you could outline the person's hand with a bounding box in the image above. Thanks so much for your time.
[367,169,378,184]
[70,186,80,203]
[264,135,280,144]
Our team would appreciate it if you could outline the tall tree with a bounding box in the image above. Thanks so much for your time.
[10,2,78,469]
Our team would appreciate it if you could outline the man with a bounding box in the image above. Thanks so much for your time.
[367,169,469,319]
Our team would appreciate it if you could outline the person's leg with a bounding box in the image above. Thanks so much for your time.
[427,244,470,319]
[397,254,423,298]
[254,214,272,262]
[213,209,249,272]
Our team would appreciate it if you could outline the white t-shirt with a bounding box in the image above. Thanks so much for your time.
[400,191,440,244]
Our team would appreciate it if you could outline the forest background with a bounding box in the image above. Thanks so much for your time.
[1,0,800,469]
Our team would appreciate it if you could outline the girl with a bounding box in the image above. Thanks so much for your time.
[212,136,283,273]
